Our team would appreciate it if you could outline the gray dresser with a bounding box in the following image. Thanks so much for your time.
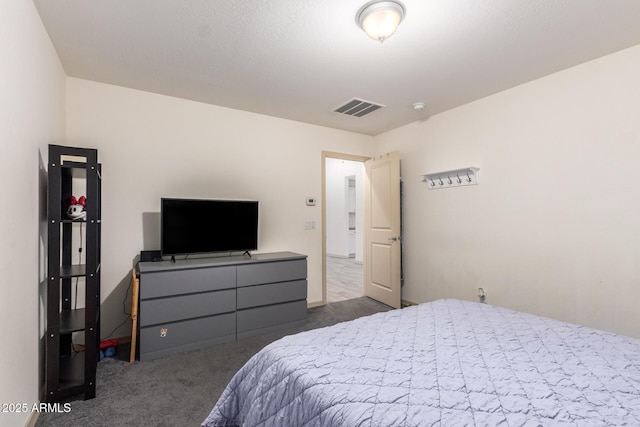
[138,252,307,360]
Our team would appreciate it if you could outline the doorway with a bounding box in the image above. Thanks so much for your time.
[322,153,368,303]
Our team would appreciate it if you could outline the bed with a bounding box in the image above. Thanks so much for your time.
[202,299,640,426]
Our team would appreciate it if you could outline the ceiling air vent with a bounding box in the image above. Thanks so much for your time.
[333,98,384,117]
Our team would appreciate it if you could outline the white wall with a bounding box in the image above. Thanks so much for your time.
[65,78,374,338]
[0,1,66,426]
[325,158,364,260]
[375,44,640,338]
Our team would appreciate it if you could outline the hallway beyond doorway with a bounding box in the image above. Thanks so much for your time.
[326,256,362,302]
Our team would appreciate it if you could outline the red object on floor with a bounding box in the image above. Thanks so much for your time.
[99,338,119,350]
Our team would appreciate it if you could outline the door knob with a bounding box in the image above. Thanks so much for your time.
[388,236,400,242]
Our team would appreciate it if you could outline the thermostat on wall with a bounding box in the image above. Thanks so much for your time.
[306,197,316,206]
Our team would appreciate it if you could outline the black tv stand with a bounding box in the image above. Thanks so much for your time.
[242,250,251,257]
[170,255,176,263]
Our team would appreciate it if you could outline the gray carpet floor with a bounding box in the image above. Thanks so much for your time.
[36,297,391,426]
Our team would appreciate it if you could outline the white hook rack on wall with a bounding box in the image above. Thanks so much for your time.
[421,167,479,190]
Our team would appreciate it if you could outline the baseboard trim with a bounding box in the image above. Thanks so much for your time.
[327,253,351,259]
[25,410,39,427]
[310,299,415,309]
[401,299,419,307]
[307,300,325,309]
[113,335,131,344]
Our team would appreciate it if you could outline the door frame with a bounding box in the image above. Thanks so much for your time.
[319,151,370,307]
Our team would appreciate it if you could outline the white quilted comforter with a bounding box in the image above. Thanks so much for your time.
[203,299,640,426]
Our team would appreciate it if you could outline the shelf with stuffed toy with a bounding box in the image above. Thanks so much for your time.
[66,195,87,220]
[46,144,102,403]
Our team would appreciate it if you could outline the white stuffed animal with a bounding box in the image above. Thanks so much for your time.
[67,195,86,220]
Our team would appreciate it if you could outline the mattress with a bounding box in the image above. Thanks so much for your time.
[203,299,640,426]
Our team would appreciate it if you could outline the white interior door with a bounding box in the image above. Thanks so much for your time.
[363,151,401,308]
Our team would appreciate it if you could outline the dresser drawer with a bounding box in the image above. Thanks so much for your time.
[237,280,307,309]
[237,259,306,287]
[237,300,307,334]
[140,265,236,299]
[140,289,235,327]
[140,312,235,360]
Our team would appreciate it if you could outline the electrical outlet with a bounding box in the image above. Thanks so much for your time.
[477,287,486,303]
[304,221,316,230]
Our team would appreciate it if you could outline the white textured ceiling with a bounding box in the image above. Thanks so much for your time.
[34,0,640,136]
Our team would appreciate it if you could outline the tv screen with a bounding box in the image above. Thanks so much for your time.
[161,198,258,256]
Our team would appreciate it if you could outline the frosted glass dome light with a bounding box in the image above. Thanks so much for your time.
[356,1,406,43]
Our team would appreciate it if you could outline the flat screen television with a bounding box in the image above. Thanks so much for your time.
[161,198,258,257]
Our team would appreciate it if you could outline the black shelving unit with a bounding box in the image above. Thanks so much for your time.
[46,144,101,402]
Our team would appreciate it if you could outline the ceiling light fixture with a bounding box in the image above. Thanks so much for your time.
[356,0,406,43]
